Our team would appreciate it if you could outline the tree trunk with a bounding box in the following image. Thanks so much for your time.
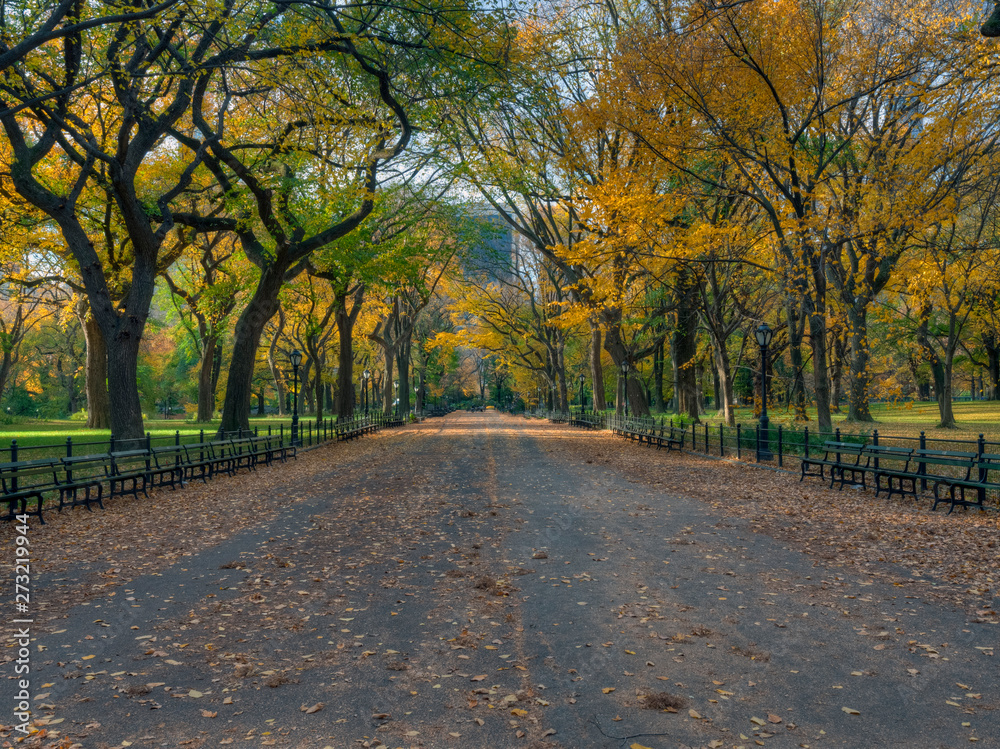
[785,296,808,421]
[589,321,606,412]
[846,302,874,422]
[831,332,846,413]
[197,331,218,422]
[81,311,111,429]
[806,298,833,434]
[301,360,314,415]
[673,301,700,423]
[714,341,736,426]
[396,336,412,415]
[334,290,364,421]
[218,270,283,434]
[267,311,287,416]
[984,332,999,400]
[652,338,665,412]
[106,333,145,442]
[256,389,266,415]
[604,323,650,416]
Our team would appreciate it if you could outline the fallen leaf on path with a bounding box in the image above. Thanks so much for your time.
[602,687,616,694]
[842,707,860,715]
[301,702,324,714]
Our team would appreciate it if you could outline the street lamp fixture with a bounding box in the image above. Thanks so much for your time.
[362,369,371,415]
[290,349,303,446]
[578,373,586,411]
[754,323,773,462]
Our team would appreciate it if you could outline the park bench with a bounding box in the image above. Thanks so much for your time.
[654,425,686,452]
[0,456,104,523]
[107,449,151,500]
[337,417,370,442]
[800,441,868,489]
[868,445,916,500]
[150,445,188,490]
[264,432,296,462]
[570,414,600,429]
[224,437,259,473]
[57,454,108,512]
[179,441,220,483]
[932,452,1000,514]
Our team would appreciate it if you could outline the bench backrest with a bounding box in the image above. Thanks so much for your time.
[62,454,112,481]
[822,442,866,462]
[865,445,913,469]
[977,453,1000,482]
[0,458,62,492]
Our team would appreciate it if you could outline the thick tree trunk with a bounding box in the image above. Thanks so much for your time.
[846,303,874,422]
[589,321,606,412]
[81,311,111,429]
[106,333,145,442]
[218,271,283,434]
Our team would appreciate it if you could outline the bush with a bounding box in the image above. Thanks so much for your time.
[70,409,88,421]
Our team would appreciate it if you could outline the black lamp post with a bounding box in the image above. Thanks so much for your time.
[362,369,370,415]
[754,323,773,462]
[620,360,630,418]
[290,349,302,446]
[579,373,586,411]
[394,380,399,416]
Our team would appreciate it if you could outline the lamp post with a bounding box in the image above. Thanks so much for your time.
[290,349,302,446]
[394,380,399,416]
[754,323,773,462]
[579,373,586,411]
[620,360,630,418]
[414,383,420,416]
[362,369,370,415]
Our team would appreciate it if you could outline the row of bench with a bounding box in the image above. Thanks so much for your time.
[802,441,1000,513]
[610,419,686,452]
[1,434,296,524]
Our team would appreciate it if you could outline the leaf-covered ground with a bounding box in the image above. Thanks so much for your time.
[1,413,997,749]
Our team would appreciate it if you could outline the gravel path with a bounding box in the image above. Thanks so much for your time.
[2,412,996,749]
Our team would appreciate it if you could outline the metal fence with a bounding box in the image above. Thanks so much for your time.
[555,410,1000,510]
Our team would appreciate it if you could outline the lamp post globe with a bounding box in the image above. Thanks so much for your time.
[753,323,773,462]
[290,349,303,446]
